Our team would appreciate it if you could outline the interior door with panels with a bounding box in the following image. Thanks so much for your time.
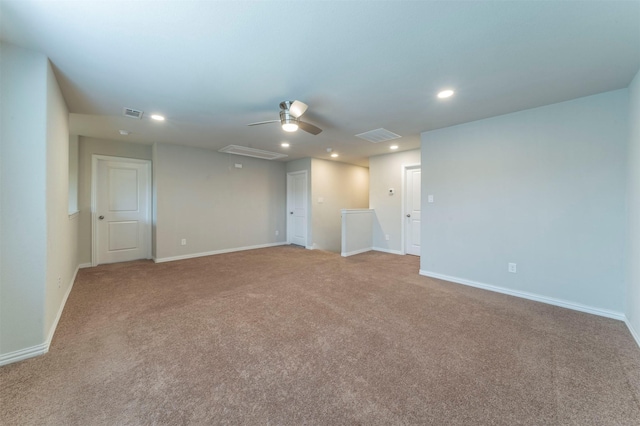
[93,156,151,265]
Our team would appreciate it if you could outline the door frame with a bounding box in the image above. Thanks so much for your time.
[286,170,309,247]
[401,163,421,256]
[91,155,152,266]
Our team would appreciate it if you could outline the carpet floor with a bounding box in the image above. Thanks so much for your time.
[1,246,639,425]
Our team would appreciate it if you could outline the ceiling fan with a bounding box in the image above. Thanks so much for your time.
[247,100,322,135]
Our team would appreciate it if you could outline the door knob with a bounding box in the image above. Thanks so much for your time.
[99,215,105,220]
[406,214,411,218]
[290,211,294,214]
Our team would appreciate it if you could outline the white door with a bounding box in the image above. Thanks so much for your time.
[404,167,421,256]
[287,171,308,247]
[93,156,151,265]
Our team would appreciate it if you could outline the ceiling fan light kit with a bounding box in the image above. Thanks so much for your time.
[248,100,322,135]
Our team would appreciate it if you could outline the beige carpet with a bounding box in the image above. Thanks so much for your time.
[1,246,639,425]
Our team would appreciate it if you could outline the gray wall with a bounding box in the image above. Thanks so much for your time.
[627,69,640,338]
[420,90,628,314]
[0,43,48,355]
[1,43,79,359]
[369,149,420,253]
[154,143,286,260]
[77,137,152,265]
[310,159,369,252]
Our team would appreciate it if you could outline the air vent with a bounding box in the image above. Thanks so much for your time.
[219,145,288,160]
[123,107,143,119]
[355,128,402,143]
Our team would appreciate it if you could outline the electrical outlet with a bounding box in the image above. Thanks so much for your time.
[428,195,434,203]
[275,230,279,236]
[57,276,61,289]
[385,234,390,241]
[508,263,517,273]
[181,239,187,246]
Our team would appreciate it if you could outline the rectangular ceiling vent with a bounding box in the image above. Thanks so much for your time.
[355,128,402,143]
[123,107,144,119]
[219,145,288,160]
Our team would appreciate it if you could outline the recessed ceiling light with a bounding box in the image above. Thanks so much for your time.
[437,89,454,99]
[150,114,165,121]
[119,130,131,136]
[390,145,398,150]
[331,153,339,158]
[281,142,290,148]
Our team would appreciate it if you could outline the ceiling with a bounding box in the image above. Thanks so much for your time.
[2,1,639,167]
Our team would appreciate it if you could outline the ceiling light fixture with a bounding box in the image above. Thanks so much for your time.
[437,89,455,99]
[150,114,165,121]
[282,122,298,132]
[281,111,299,132]
[281,142,290,147]
[119,130,131,136]
[390,145,398,150]
[331,153,339,158]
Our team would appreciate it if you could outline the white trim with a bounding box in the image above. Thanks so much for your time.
[341,209,375,214]
[341,247,372,257]
[372,247,404,255]
[68,211,79,219]
[154,242,287,263]
[0,264,81,366]
[419,270,625,321]
[624,318,640,348]
[401,163,421,256]
[0,343,48,366]
[78,263,92,269]
[305,245,314,250]
[91,155,152,267]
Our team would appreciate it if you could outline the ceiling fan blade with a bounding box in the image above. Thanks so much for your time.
[247,120,280,126]
[298,121,322,135]
[289,100,308,118]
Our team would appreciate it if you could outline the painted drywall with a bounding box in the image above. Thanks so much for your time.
[0,43,48,355]
[77,137,152,265]
[285,158,312,247]
[369,149,421,253]
[627,69,640,341]
[154,143,286,260]
[44,59,79,343]
[310,159,369,252]
[421,90,628,314]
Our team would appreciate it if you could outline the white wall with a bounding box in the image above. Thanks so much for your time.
[369,149,420,253]
[310,159,369,252]
[44,59,78,344]
[77,137,152,265]
[1,43,79,363]
[154,143,286,261]
[627,69,640,342]
[0,43,48,356]
[420,90,628,315]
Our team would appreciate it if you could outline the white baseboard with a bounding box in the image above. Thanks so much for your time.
[624,317,640,348]
[0,343,48,366]
[419,270,625,321]
[78,262,92,269]
[154,242,287,263]
[341,247,372,257]
[0,263,80,366]
[372,247,404,255]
